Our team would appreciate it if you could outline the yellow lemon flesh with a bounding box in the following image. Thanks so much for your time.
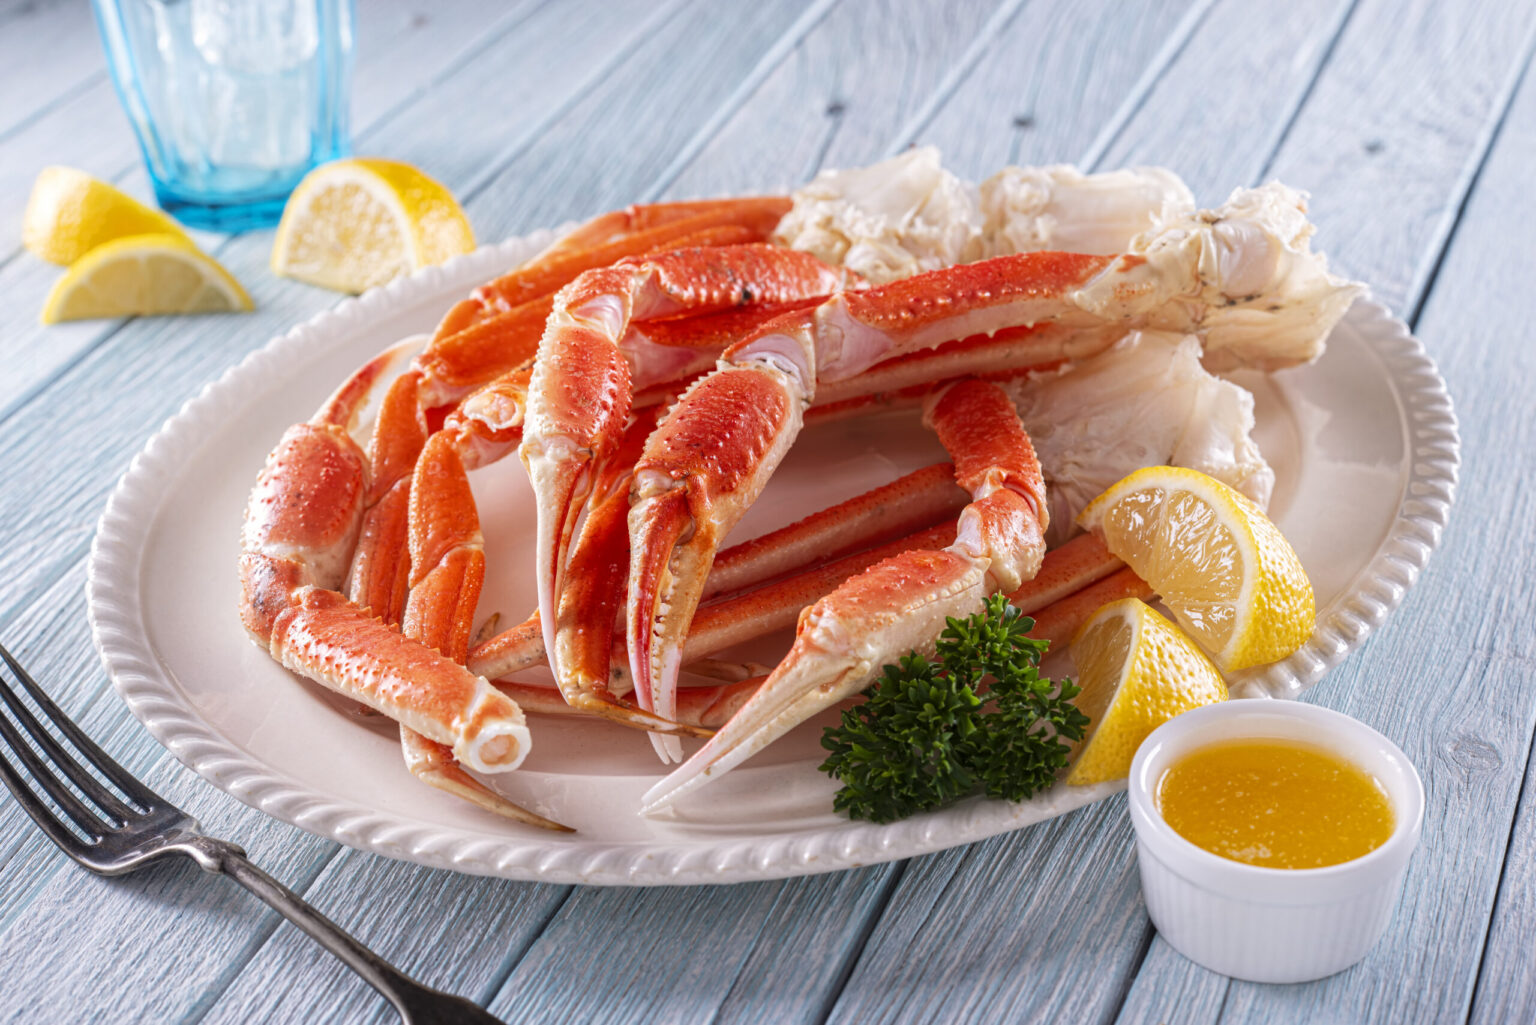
[23,166,193,266]
[271,158,475,293]
[40,234,253,323]
[1078,466,1315,672]
[1065,598,1228,785]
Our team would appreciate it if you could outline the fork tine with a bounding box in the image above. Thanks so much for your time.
[0,652,138,820]
[0,697,108,840]
[0,643,160,811]
[0,747,94,859]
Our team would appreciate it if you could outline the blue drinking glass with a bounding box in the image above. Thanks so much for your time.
[91,0,355,232]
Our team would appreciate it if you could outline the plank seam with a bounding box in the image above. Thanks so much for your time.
[458,0,693,205]
[0,538,93,632]
[177,844,347,1025]
[1250,0,1362,184]
[476,884,575,1007]
[352,0,558,149]
[0,68,109,146]
[704,878,795,1025]
[1102,921,1156,1025]
[1077,0,1219,170]
[1464,719,1536,1025]
[802,97,847,184]
[642,0,843,201]
[811,860,910,1025]
[882,0,1030,156]
[0,319,134,431]
[1406,18,1536,328]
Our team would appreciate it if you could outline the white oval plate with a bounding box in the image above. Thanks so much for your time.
[88,231,1459,885]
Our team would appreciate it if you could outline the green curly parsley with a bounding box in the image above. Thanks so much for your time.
[819,594,1088,823]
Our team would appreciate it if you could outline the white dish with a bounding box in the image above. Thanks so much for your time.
[88,229,1459,885]
[1128,701,1425,983]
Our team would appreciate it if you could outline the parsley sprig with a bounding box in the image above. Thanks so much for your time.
[819,594,1088,823]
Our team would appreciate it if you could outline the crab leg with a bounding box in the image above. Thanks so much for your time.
[495,537,1130,729]
[550,409,712,735]
[642,379,1049,807]
[239,348,532,776]
[392,428,571,830]
[520,243,848,684]
[1024,565,1153,647]
[625,252,1121,759]
[494,677,762,731]
[345,369,428,625]
[419,198,791,406]
[465,461,963,681]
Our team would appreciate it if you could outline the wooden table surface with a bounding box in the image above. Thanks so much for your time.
[3,0,1534,1021]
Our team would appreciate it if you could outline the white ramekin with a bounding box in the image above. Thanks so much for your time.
[1127,700,1424,983]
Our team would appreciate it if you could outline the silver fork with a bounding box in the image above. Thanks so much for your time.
[0,642,507,1025]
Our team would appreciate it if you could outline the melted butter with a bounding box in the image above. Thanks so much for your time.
[1156,738,1394,869]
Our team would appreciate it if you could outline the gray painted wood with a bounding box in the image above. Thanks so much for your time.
[905,0,1198,177]
[661,0,1010,198]
[827,802,1149,1025]
[0,0,105,139]
[0,0,1534,1022]
[199,850,570,1025]
[1451,82,1536,1025]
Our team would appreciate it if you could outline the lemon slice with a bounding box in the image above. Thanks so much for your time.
[1065,598,1227,785]
[1078,466,1315,672]
[23,166,192,266]
[271,158,475,293]
[40,234,253,323]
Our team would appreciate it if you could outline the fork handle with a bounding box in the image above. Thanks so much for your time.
[186,837,507,1024]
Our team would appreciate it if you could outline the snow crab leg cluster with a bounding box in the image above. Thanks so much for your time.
[242,151,1361,826]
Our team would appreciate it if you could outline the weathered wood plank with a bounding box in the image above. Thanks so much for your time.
[712,865,905,1024]
[1092,0,1358,197]
[459,0,826,243]
[901,0,1197,178]
[1470,737,1536,1025]
[0,0,104,140]
[825,803,1147,1025]
[1262,0,1536,315]
[661,0,1008,198]
[199,850,570,1025]
[486,867,900,1025]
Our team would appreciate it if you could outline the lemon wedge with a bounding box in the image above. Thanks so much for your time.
[40,234,253,323]
[23,166,192,266]
[1065,598,1228,785]
[270,158,475,293]
[1078,466,1315,672]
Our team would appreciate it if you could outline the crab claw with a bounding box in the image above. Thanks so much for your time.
[640,549,989,811]
[641,379,1049,810]
[554,470,711,739]
[522,246,847,679]
[626,363,805,761]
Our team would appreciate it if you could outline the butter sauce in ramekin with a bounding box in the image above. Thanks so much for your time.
[1127,701,1424,983]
